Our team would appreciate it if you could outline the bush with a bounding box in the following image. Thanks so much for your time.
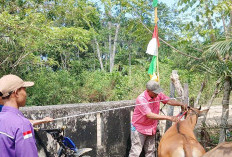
[21,60,217,106]
[25,68,80,106]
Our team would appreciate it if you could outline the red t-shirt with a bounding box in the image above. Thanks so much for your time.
[132,90,169,135]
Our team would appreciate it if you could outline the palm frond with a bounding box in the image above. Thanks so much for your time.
[204,38,232,59]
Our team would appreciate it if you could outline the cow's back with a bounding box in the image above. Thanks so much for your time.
[158,121,205,157]
[203,142,232,157]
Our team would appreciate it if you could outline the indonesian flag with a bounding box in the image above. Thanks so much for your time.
[147,25,160,82]
[23,130,33,139]
[146,25,160,56]
[148,56,159,82]
[153,0,158,7]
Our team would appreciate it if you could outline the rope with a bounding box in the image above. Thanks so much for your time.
[177,111,187,121]
[51,97,182,121]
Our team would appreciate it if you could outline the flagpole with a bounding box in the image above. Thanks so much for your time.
[154,7,159,83]
[147,0,160,82]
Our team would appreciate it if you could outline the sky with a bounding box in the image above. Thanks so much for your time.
[159,0,177,7]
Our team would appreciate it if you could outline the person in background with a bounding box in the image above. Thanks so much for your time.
[0,74,40,156]
[129,80,187,157]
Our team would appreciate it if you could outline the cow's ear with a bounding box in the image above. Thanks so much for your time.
[198,109,209,117]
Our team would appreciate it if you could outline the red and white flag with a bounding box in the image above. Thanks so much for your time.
[146,25,160,56]
[23,130,33,139]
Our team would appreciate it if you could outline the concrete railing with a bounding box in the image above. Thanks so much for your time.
[21,100,135,157]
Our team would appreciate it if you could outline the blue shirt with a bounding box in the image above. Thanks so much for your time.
[0,104,3,112]
[0,106,38,157]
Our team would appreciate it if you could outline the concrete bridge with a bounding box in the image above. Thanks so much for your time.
[21,100,135,157]
[21,101,231,157]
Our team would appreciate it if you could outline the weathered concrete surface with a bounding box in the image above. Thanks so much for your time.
[20,101,230,157]
[20,100,135,157]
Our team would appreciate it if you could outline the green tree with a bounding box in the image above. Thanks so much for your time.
[203,38,232,143]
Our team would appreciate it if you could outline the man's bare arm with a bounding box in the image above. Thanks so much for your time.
[166,99,187,110]
[29,117,53,126]
[146,112,178,122]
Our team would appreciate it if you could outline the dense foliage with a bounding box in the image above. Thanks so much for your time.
[0,0,231,106]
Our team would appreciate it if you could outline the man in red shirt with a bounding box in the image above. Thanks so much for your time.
[129,80,187,157]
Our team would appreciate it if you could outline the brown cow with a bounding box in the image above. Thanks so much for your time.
[203,142,232,157]
[158,107,208,157]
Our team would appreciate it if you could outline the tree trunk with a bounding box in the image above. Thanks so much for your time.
[229,0,232,35]
[104,42,108,71]
[221,16,228,38]
[205,1,216,42]
[165,81,175,132]
[108,21,112,72]
[207,16,216,42]
[60,53,66,69]
[183,83,189,105]
[93,37,104,71]
[129,51,131,76]
[165,71,187,131]
[194,81,206,108]
[128,41,132,76]
[170,70,184,100]
[200,78,222,148]
[219,76,231,143]
[110,23,120,73]
[202,78,222,125]
[77,49,79,59]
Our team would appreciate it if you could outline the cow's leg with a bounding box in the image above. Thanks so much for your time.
[129,130,146,157]
[171,147,185,157]
[192,147,205,157]
[144,134,156,157]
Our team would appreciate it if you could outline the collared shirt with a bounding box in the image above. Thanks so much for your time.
[132,90,169,135]
[0,106,38,157]
[0,104,3,112]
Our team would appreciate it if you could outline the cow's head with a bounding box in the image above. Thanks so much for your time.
[186,106,209,118]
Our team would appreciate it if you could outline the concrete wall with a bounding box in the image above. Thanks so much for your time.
[20,100,135,157]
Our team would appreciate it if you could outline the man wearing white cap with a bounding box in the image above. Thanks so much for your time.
[0,74,38,156]
[129,80,187,157]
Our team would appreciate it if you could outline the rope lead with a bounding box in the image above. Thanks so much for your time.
[52,97,182,121]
